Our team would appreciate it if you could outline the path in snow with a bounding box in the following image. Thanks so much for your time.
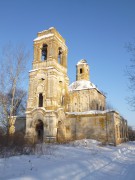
[0,140,135,180]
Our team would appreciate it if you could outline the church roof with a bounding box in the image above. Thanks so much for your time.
[69,80,97,91]
[66,109,117,115]
[69,80,105,96]
[34,33,54,42]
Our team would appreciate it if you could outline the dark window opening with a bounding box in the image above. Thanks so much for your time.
[80,68,83,74]
[122,127,124,138]
[116,125,119,138]
[42,44,48,60]
[39,93,43,107]
[120,126,122,138]
[96,104,99,110]
[58,47,62,64]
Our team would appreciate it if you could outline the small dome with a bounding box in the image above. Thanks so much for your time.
[69,80,97,91]
[77,59,87,66]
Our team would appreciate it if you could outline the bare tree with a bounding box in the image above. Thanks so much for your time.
[0,43,29,133]
[128,126,135,141]
[126,42,135,109]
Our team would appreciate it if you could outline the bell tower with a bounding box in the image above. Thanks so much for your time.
[76,59,90,81]
[33,27,67,68]
[26,27,69,142]
[27,27,69,112]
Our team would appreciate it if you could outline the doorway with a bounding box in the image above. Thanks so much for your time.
[35,120,44,142]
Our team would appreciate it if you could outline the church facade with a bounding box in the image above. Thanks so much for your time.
[23,27,128,145]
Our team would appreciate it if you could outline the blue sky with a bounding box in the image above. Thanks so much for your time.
[0,0,135,126]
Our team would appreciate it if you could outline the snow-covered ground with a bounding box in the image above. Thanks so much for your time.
[0,139,135,180]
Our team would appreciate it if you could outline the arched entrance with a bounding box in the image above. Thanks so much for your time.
[35,120,44,142]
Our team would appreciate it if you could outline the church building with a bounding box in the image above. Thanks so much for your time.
[11,27,129,145]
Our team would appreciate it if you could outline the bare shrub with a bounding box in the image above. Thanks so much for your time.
[0,133,36,158]
[35,143,58,157]
[0,133,59,158]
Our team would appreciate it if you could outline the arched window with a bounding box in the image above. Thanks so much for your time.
[39,93,43,107]
[58,47,62,64]
[41,44,48,60]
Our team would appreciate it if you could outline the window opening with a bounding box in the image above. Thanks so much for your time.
[39,93,43,107]
[58,47,62,64]
[120,126,122,138]
[80,68,83,74]
[116,125,119,138]
[42,44,48,60]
